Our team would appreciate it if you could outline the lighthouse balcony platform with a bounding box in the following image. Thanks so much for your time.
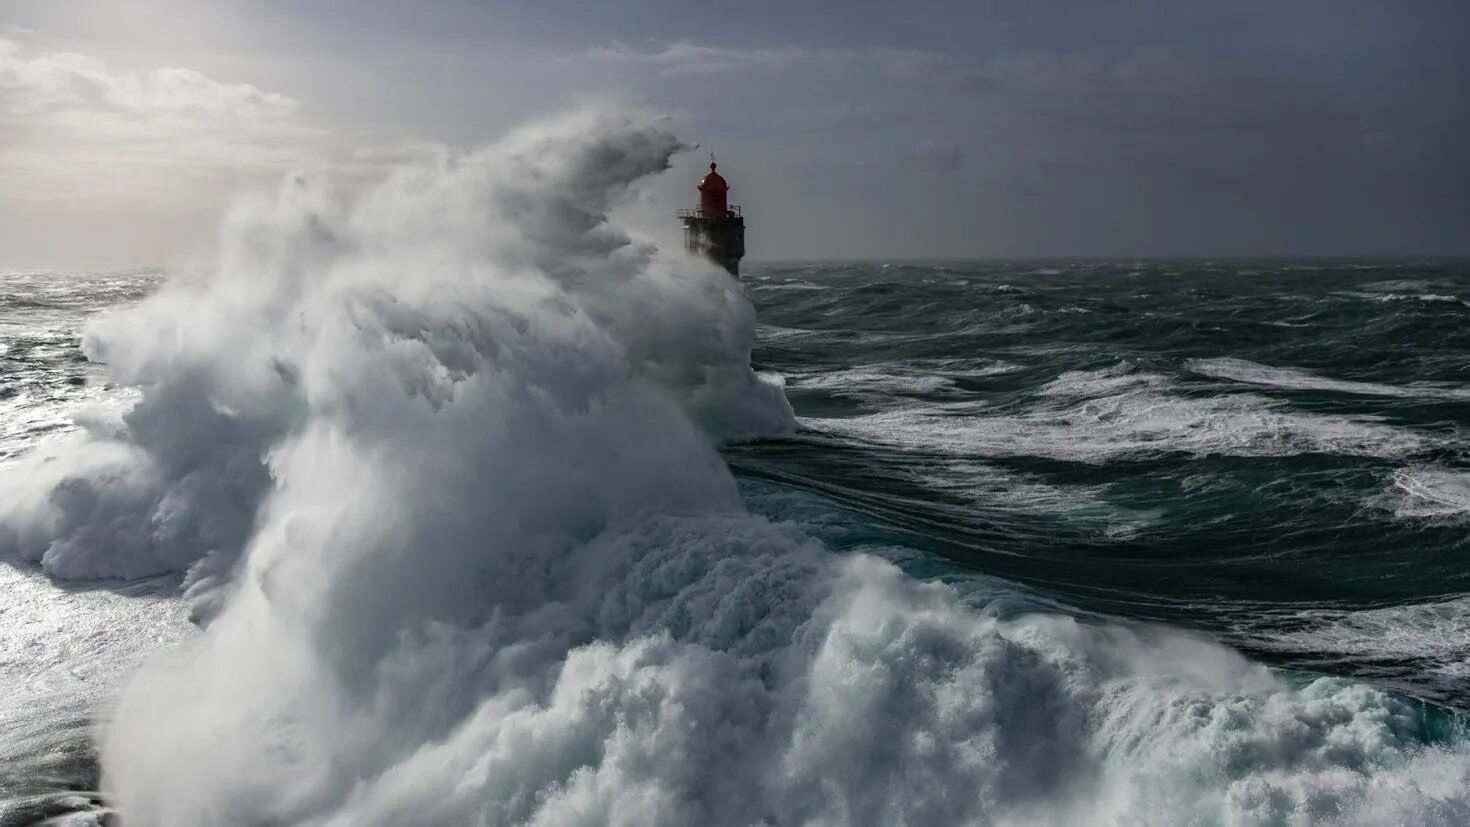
[677,205,742,219]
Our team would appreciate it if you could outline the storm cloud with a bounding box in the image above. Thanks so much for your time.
[1,0,1465,265]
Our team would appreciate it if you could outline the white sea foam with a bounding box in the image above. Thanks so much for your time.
[785,360,1018,406]
[1340,289,1470,307]
[1379,467,1470,520]
[1378,293,1468,305]
[1036,362,1170,398]
[0,108,793,588]
[789,368,959,397]
[809,364,1428,464]
[1248,598,1470,685]
[1190,357,1470,401]
[2,108,1468,826]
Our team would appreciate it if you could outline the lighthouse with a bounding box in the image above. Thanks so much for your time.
[678,156,746,277]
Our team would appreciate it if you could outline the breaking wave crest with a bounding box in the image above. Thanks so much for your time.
[807,363,1430,464]
[4,107,1470,825]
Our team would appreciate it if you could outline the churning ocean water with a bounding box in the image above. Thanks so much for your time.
[3,111,1470,826]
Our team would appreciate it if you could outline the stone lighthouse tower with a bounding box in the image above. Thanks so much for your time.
[678,156,746,277]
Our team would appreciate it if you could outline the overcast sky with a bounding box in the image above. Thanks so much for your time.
[2,0,1466,268]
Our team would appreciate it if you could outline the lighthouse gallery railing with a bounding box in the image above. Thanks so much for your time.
[677,205,742,219]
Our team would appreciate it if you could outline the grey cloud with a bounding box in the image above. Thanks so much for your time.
[580,41,815,73]
[0,37,433,269]
[802,102,880,127]
[351,139,451,165]
[0,38,323,199]
[578,40,999,95]
[0,39,298,120]
[914,139,963,170]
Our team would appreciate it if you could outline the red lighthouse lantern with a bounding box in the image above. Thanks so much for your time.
[698,161,729,217]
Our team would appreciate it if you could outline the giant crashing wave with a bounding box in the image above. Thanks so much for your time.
[2,106,1469,826]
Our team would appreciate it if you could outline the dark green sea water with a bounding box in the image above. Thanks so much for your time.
[733,260,1470,707]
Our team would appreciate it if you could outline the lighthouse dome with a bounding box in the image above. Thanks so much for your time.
[698,162,728,192]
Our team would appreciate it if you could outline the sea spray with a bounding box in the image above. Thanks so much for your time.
[0,106,791,611]
[3,107,1469,825]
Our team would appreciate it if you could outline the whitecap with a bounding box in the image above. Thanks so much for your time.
[787,359,1019,404]
[810,365,1429,463]
[1378,466,1470,520]
[788,367,959,398]
[1189,357,1470,401]
[1247,597,1470,685]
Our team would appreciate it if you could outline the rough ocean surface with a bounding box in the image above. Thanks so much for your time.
[3,107,1470,826]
